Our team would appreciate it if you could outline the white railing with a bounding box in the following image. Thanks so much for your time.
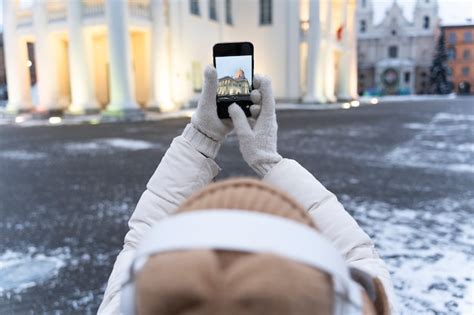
[16,10,33,28]
[82,1,105,18]
[48,9,67,22]
[129,1,151,20]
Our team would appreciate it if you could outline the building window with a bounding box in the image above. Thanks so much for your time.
[259,0,272,25]
[404,72,411,83]
[190,0,200,16]
[423,16,430,29]
[463,49,471,60]
[360,20,366,33]
[464,31,473,43]
[225,0,233,25]
[209,0,217,20]
[448,32,456,44]
[391,30,397,36]
[462,67,469,76]
[447,47,456,60]
[447,67,453,76]
[388,46,398,58]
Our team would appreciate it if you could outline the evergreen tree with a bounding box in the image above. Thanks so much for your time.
[429,31,451,94]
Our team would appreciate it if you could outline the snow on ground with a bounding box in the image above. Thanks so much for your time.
[387,112,474,173]
[0,150,47,161]
[340,195,474,314]
[64,138,158,153]
[0,247,70,296]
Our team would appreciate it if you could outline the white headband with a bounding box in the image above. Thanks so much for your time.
[130,209,362,313]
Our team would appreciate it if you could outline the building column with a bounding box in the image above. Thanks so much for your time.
[33,0,61,112]
[148,0,172,111]
[337,0,358,100]
[3,0,32,113]
[285,0,300,101]
[336,0,351,100]
[322,0,336,102]
[347,0,358,99]
[104,0,139,114]
[67,0,99,114]
[303,0,325,103]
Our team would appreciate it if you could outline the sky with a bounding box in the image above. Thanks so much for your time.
[372,0,473,25]
[0,0,472,30]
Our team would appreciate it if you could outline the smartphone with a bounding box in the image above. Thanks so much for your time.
[213,42,254,119]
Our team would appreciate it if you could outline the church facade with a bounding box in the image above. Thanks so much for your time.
[3,0,358,116]
[356,0,439,95]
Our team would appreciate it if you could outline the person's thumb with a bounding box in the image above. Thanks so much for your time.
[198,65,218,109]
[229,103,253,141]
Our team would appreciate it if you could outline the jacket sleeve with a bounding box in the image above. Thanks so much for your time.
[263,159,398,314]
[98,132,220,314]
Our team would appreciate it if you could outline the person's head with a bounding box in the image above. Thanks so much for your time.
[122,178,390,315]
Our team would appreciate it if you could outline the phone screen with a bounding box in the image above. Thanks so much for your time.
[215,55,253,102]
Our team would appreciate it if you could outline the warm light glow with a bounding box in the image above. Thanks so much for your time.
[27,60,32,67]
[15,116,25,123]
[350,100,360,107]
[89,118,100,125]
[370,98,379,105]
[48,116,62,124]
[159,100,175,112]
[301,21,310,32]
[342,102,351,109]
[68,105,84,114]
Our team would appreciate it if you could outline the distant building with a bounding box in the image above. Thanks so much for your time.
[217,69,250,96]
[442,23,474,94]
[2,0,358,115]
[357,0,439,95]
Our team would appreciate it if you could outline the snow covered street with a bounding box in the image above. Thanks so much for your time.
[0,97,473,314]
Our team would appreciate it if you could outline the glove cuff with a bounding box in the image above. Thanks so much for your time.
[182,123,221,159]
[251,155,283,178]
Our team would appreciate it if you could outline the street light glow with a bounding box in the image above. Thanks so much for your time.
[48,116,62,124]
[15,116,25,123]
[27,60,32,67]
[370,98,379,105]
[351,100,360,107]
[342,102,351,109]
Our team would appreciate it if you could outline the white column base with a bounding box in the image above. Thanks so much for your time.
[6,101,33,114]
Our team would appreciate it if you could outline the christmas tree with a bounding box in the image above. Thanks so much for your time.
[429,31,451,94]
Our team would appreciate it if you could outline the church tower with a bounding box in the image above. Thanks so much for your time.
[413,0,439,32]
[356,0,374,36]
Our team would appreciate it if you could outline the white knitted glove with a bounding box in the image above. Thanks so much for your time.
[184,65,233,159]
[228,75,282,177]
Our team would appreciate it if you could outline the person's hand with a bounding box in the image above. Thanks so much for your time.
[191,65,232,142]
[228,75,282,177]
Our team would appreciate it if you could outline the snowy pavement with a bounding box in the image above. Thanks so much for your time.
[0,97,473,314]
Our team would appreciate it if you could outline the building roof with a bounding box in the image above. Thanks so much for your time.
[441,19,474,28]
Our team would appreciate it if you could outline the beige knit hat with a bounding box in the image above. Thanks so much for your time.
[134,178,384,315]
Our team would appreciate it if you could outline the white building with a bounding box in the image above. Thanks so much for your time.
[3,0,358,116]
[357,0,439,95]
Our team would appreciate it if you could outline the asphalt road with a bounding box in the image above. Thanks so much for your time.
[0,97,473,314]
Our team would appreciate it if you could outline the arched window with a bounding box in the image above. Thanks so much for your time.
[209,0,218,21]
[259,0,272,25]
[225,0,233,25]
[360,20,366,33]
[423,16,430,29]
[447,47,456,60]
[190,0,200,16]
[448,32,457,44]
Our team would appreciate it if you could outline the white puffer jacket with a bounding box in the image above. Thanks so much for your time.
[98,129,397,314]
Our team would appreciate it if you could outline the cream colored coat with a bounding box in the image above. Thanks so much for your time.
[98,134,397,314]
